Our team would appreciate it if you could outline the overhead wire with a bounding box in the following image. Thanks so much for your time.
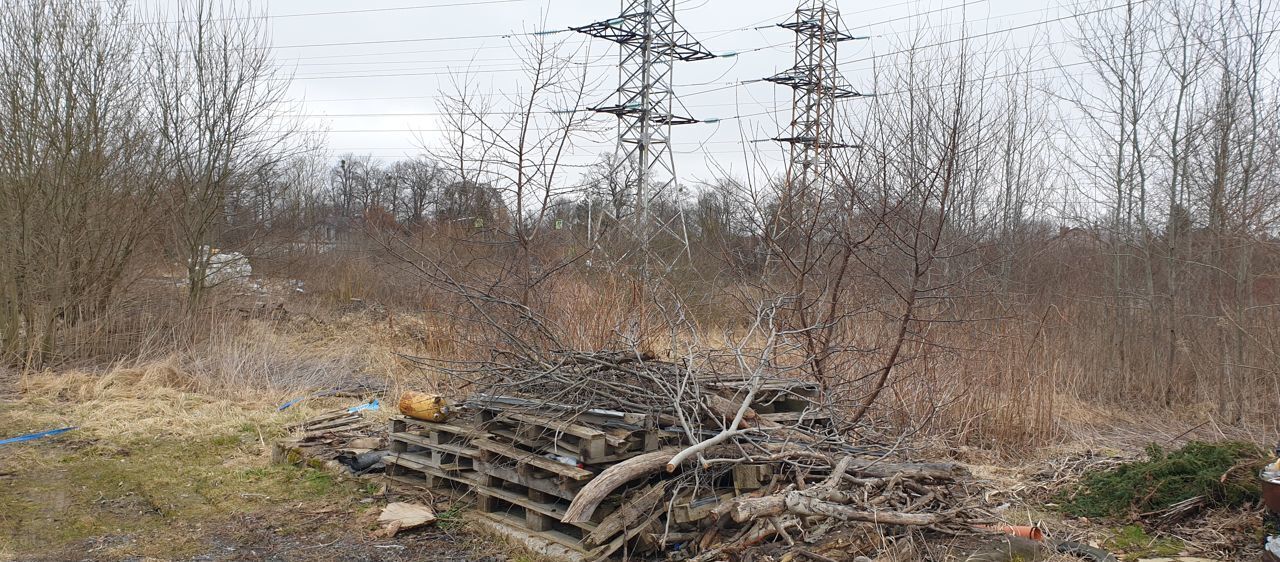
[274,0,1237,175]
[267,0,991,53]
[141,0,532,25]
[288,16,1276,134]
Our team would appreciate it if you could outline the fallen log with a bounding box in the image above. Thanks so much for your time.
[561,447,679,523]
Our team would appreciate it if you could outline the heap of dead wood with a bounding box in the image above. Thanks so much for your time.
[433,350,1001,560]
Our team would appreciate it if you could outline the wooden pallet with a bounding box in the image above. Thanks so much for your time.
[391,416,491,440]
[471,471,597,550]
[384,450,480,490]
[473,459,585,502]
[472,438,595,481]
[383,409,680,559]
[479,409,669,465]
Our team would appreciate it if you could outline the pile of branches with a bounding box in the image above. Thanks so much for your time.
[433,349,1003,558]
[454,349,832,443]
[478,350,704,415]
[695,452,999,561]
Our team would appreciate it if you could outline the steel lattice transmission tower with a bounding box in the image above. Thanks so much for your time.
[767,0,863,189]
[573,0,715,269]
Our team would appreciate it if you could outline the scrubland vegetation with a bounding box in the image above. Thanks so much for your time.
[0,0,1278,560]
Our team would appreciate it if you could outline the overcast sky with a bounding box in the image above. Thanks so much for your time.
[265,0,1065,185]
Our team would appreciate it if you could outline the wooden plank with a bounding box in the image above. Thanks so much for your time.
[587,508,663,560]
[475,511,589,555]
[390,432,480,458]
[305,415,365,431]
[506,412,606,440]
[285,408,351,430]
[384,452,479,487]
[758,410,831,423]
[475,482,597,532]
[472,439,593,481]
[394,416,489,438]
[300,422,373,440]
[584,482,667,547]
[473,460,579,502]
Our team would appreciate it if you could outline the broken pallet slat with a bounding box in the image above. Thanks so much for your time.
[304,415,366,431]
[584,482,667,547]
[285,408,354,430]
[505,412,607,441]
[300,423,374,441]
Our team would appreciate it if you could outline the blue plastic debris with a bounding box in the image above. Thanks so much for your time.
[277,388,344,411]
[347,399,379,414]
[0,426,77,446]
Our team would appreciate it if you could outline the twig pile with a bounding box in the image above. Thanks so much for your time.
[419,350,1003,559]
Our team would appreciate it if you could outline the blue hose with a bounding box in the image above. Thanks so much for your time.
[0,427,77,446]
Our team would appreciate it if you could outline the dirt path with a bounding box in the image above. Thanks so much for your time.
[0,382,509,562]
[21,508,497,562]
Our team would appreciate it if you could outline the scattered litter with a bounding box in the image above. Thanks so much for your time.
[984,524,1044,541]
[201,246,251,287]
[276,384,385,411]
[339,450,390,473]
[347,399,379,414]
[0,426,76,446]
[273,407,388,477]
[1264,457,1280,483]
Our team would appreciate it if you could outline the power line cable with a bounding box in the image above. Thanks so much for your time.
[845,0,1150,65]
[144,0,533,25]
[289,21,1278,132]
[267,0,988,52]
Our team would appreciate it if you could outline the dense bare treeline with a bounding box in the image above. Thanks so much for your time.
[1,0,1277,442]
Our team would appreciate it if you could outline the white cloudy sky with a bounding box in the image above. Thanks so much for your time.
[263,0,1067,184]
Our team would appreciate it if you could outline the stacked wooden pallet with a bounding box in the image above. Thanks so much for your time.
[385,385,828,558]
[385,417,487,491]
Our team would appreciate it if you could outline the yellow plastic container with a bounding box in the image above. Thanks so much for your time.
[398,391,451,422]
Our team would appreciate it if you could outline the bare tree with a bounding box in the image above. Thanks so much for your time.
[426,29,602,308]
[0,0,157,366]
[146,0,304,311]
